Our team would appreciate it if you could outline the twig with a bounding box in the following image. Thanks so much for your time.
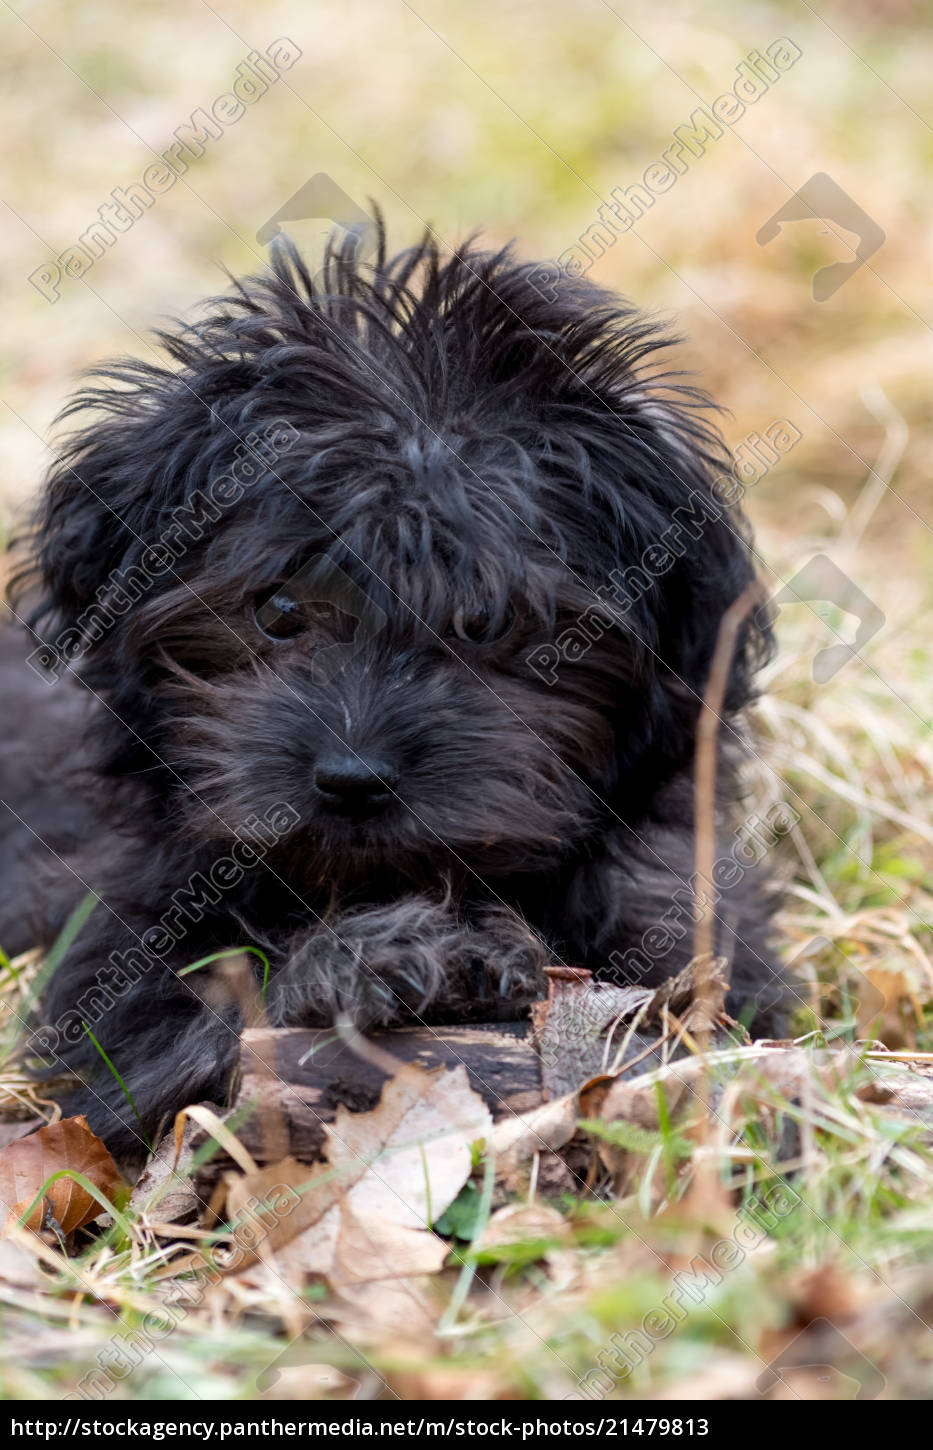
[691,582,767,1174]
[693,580,767,1037]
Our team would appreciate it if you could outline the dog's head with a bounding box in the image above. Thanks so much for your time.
[14,227,771,890]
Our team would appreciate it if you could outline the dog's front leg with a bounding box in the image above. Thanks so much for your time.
[29,915,243,1163]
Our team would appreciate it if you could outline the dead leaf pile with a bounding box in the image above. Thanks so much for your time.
[7,955,933,1392]
[219,1063,492,1290]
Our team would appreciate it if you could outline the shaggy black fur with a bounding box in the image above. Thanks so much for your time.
[2,227,785,1160]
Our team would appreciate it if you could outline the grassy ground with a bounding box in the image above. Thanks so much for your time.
[1,0,932,1402]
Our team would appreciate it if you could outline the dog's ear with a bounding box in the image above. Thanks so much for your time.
[627,400,773,712]
[521,277,774,715]
[9,354,246,668]
[487,264,772,715]
[578,393,773,790]
[11,235,325,657]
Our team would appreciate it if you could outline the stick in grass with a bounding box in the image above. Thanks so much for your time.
[693,580,767,1048]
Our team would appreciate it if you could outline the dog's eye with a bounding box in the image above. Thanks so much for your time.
[449,605,515,645]
[253,588,307,641]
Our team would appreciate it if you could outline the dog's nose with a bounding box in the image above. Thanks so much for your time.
[313,753,399,817]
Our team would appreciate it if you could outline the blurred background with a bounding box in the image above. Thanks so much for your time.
[1,0,931,1018]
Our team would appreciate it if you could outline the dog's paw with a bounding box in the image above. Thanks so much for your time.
[265,896,549,1029]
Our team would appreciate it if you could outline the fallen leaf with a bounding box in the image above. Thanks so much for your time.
[0,1115,123,1236]
[530,967,655,1097]
[530,960,741,1098]
[481,1201,571,1250]
[327,1064,491,1229]
[129,1114,201,1224]
[385,1360,517,1400]
[490,1093,578,1188]
[858,965,923,1047]
[652,1352,764,1400]
[784,1263,871,1328]
[477,1203,578,1291]
[329,1275,444,1337]
[257,1356,352,1400]
[274,1205,449,1285]
[657,1162,737,1240]
[225,1064,491,1289]
[0,1235,50,1288]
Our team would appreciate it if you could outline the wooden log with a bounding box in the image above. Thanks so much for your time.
[189,963,729,1196]
[193,1022,545,1194]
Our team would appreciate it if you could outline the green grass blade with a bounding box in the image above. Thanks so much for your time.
[20,890,100,1016]
[83,1022,151,1153]
[178,947,271,1003]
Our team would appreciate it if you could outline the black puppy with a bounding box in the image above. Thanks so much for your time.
[2,228,784,1158]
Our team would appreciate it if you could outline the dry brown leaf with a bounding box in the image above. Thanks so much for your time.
[225,1064,490,1289]
[594,1070,693,1137]
[0,1234,51,1288]
[530,960,740,1098]
[257,1359,352,1400]
[0,1115,123,1235]
[657,1163,737,1240]
[779,1263,878,1333]
[480,1202,579,1293]
[531,967,655,1097]
[328,1275,444,1337]
[858,965,923,1047]
[481,1201,572,1250]
[327,1063,492,1229]
[0,1117,46,1151]
[334,1206,450,1281]
[652,1352,764,1400]
[129,1114,201,1224]
[490,1093,578,1188]
[273,1205,449,1285]
[385,1360,517,1401]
